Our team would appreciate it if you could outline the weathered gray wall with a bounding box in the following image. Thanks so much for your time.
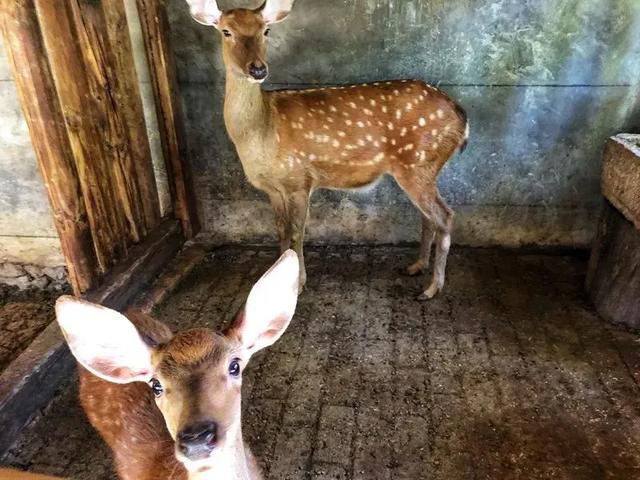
[0,41,63,267]
[169,0,640,247]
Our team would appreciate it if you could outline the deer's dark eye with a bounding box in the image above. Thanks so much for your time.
[229,359,241,378]
[264,28,271,36]
[149,378,163,397]
[222,29,232,37]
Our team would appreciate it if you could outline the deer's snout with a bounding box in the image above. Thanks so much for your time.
[248,61,268,81]
[177,421,218,460]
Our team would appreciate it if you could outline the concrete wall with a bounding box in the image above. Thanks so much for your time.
[0,41,62,267]
[0,3,170,282]
[168,0,640,248]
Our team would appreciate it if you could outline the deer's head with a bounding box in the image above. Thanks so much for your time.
[186,0,295,82]
[56,251,299,473]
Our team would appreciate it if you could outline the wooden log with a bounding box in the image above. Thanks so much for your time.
[102,0,162,232]
[136,0,200,239]
[133,243,207,312]
[0,0,97,294]
[70,0,147,243]
[0,469,63,480]
[35,0,129,271]
[586,200,640,330]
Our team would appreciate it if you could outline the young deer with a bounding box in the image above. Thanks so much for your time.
[186,0,468,299]
[55,251,299,480]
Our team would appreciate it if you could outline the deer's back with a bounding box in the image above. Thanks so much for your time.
[270,80,467,189]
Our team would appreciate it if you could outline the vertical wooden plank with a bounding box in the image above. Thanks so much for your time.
[70,0,146,243]
[136,0,200,238]
[35,0,128,271]
[0,0,97,294]
[102,0,163,232]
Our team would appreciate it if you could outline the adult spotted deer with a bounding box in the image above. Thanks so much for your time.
[55,251,299,480]
[186,0,468,299]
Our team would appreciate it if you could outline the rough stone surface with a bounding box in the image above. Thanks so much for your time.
[0,264,68,291]
[167,0,640,248]
[0,285,64,372]
[3,247,640,479]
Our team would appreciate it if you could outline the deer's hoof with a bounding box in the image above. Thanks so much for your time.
[297,275,307,293]
[404,261,427,277]
[417,284,440,301]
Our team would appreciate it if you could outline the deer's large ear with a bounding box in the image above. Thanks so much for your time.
[55,297,154,384]
[256,0,295,24]
[186,0,222,26]
[228,250,299,356]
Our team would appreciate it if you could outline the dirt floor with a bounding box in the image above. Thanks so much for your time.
[0,286,65,373]
[2,247,640,479]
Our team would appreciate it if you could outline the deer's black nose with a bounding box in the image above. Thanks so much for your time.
[249,63,268,80]
[177,421,217,459]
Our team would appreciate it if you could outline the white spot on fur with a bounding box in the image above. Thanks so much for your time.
[419,117,426,127]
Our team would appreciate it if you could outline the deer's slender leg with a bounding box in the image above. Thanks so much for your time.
[288,190,310,289]
[421,192,454,300]
[269,191,291,252]
[393,173,453,300]
[406,216,436,276]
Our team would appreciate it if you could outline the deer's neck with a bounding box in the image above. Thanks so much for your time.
[187,428,257,480]
[223,72,272,144]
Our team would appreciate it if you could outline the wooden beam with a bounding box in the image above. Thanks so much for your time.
[102,0,162,232]
[34,0,130,271]
[136,0,200,239]
[0,219,184,456]
[0,469,63,480]
[70,0,149,243]
[0,0,97,294]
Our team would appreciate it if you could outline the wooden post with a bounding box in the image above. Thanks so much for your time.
[0,0,97,294]
[102,0,162,232]
[35,0,129,271]
[136,0,200,238]
[69,0,148,243]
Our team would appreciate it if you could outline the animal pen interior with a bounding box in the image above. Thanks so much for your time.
[0,0,639,479]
